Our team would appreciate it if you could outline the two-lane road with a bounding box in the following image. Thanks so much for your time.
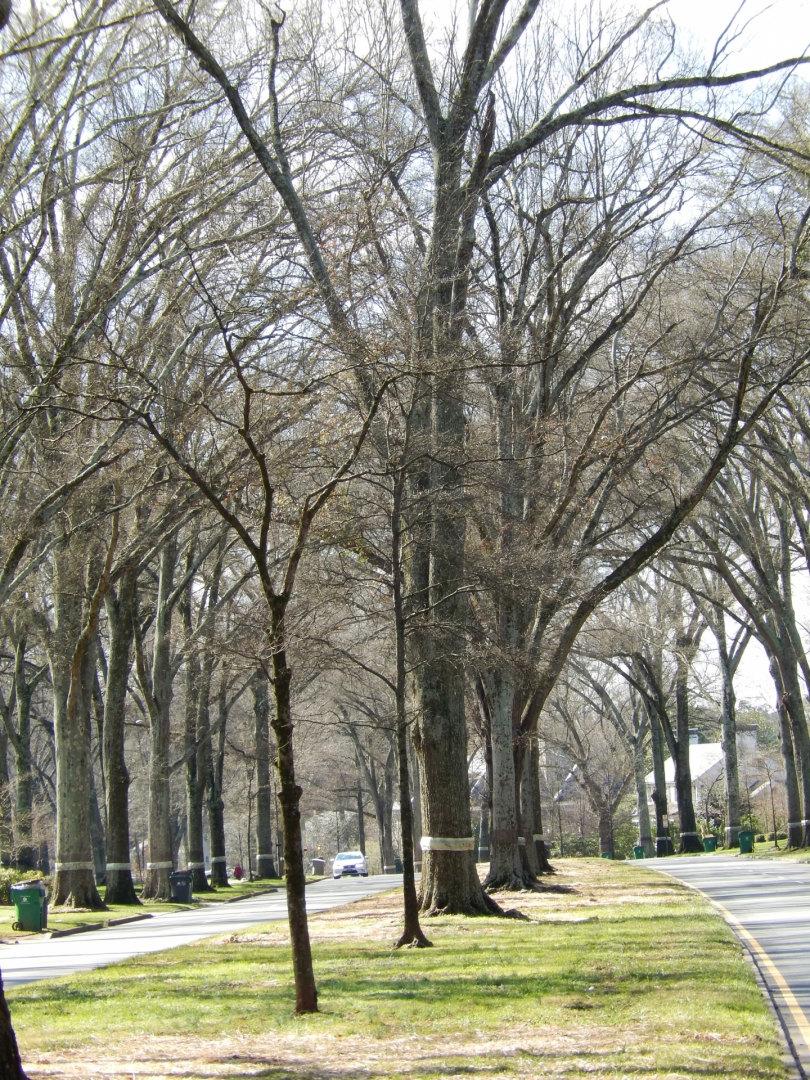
[0,874,402,988]
[647,856,810,1077]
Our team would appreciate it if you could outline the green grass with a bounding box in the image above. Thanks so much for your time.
[0,880,282,939]
[5,859,788,1079]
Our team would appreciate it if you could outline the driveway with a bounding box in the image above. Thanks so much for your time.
[0,874,402,989]
[646,855,810,1077]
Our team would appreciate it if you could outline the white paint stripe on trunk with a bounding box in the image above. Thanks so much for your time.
[146,862,173,870]
[54,862,94,871]
[420,836,474,851]
[105,863,131,870]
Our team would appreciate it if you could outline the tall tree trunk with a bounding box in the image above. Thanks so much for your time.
[0,731,11,868]
[89,771,106,883]
[206,671,229,887]
[674,639,702,853]
[139,537,177,901]
[252,669,276,879]
[409,741,422,870]
[484,663,525,889]
[717,636,742,849]
[354,764,366,858]
[519,763,538,878]
[633,733,654,857]
[268,597,317,1013]
[11,639,35,871]
[103,570,139,903]
[51,542,105,909]
[529,736,553,873]
[648,703,671,857]
[391,465,431,946]
[769,652,805,848]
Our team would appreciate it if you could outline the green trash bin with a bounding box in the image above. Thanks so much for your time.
[10,880,48,932]
[600,851,613,860]
[739,830,755,854]
[633,845,645,859]
[169,870,193,904]
[702,835,717,852]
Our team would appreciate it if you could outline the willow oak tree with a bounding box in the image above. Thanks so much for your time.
[697,461,810,848]
[153,0,810,913]
[1,0,269,906]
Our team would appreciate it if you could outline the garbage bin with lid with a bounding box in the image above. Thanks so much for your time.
[600,851,613,859]
[10,880,48,932]
[702,835,717,852]
[394,857,403,873]
[738,830,755,854]
[633,845,646,859]
[311,858,325,876]
[169,870,193,903]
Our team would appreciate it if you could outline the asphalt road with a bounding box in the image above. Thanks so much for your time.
[0,874,402,989]
[646,855,810,1077]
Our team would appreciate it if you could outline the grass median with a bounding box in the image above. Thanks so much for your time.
[0,880,283,941]
[7,858,787,1079]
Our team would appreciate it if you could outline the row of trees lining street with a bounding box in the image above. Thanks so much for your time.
[3,0,810,1049]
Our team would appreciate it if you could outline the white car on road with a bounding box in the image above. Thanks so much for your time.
[332,851,368,878]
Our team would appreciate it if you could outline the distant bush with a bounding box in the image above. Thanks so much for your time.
[755,834,766,843]
[0,868,48,905]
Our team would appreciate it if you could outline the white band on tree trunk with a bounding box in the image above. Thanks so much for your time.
[420,836,475,852]
[54,861,95,871]
[187,862,206,869]
[802,820,810,826]
[679,832,699,837]
[146,861,173,870]
[105,863,132,870]
[788,822,802,828]
[257,853,274,859]
[210,856,227,863]
[517,837,526,845]
[533,834,545,841]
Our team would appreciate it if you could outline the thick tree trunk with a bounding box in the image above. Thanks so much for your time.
[529,737,553,873]
[519,764,538,878]
[769,654,804,848]
[0,970,26,1080]
[391,474,431,947]
[89,774,106,883]
[252,670,276,879]
[409,741,422,870]
[380,747,396,873]
[51,545,104,909]
[140,538,176,901]
[779,656,810,848]
[355,770,366,857]
[103,572,139,903]
[484,666,525,890]
[598,805,614,857]
[269,600,317,1012]
[674,643,702,853]
[648,705,672,856]
[207,674,229,887]
[11,640,35,871]
[633,735,654,857]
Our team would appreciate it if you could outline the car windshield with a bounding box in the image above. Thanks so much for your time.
[335,852,363,861]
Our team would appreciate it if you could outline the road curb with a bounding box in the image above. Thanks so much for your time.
[222,888,279,903]
[49,913,153,938]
